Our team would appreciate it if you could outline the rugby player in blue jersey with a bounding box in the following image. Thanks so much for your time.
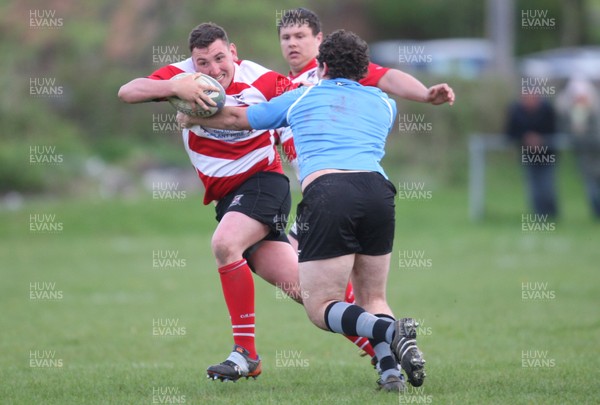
[176,29,452,392]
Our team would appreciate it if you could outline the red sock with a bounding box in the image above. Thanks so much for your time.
[345,282,355,303]
[343,282,375,357]
[218,259,257,359]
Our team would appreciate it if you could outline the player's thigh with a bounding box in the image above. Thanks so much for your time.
[250,240,299,289]
[212,171,291,256]
[351,253,392,305]
[299,254,354,327]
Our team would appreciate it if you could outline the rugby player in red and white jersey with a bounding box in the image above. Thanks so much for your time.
[119,22,382,384]
[119,22,303,382]
[274,8,454,387]
[276,8,454,179]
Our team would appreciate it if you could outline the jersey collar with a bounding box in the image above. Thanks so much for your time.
[288,58,318,80]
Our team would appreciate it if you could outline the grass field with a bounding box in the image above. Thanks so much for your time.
[1,155,599,404]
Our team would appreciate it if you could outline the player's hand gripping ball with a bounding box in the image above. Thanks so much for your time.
[168,73,226,117]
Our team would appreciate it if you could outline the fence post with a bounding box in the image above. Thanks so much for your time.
[469,134,486,221]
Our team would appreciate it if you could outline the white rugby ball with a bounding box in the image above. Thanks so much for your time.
[168,73,225,117]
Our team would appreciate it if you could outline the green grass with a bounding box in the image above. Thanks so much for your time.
[1,157,599,404]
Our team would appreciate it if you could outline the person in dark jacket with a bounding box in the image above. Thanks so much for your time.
[506,92,559,218]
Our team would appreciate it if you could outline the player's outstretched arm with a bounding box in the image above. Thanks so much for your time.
[118,74,218,110]
[176,107,251,131]
[377,69,455,106]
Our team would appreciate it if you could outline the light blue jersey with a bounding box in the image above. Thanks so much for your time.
[246,79,397,182]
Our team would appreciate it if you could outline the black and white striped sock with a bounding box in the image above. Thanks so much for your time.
[370,314,401,380]
[324,302,394,343]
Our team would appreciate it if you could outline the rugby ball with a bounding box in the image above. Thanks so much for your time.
[168,73,226,117]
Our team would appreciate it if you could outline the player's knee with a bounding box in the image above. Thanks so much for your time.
[211,234,241,265]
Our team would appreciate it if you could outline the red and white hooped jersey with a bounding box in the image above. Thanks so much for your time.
[277,59,390,167]
[149,58,294,204]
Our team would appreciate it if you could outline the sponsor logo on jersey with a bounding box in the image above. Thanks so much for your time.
[199,127,253,141]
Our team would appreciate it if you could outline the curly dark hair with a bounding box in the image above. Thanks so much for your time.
[277,7,321,36]
[188,22,229,52]
[316,29,369,82]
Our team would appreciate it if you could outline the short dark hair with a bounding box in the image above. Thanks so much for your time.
[317,29,369,82]
[188,22,229,52]
[277,7,321,36]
